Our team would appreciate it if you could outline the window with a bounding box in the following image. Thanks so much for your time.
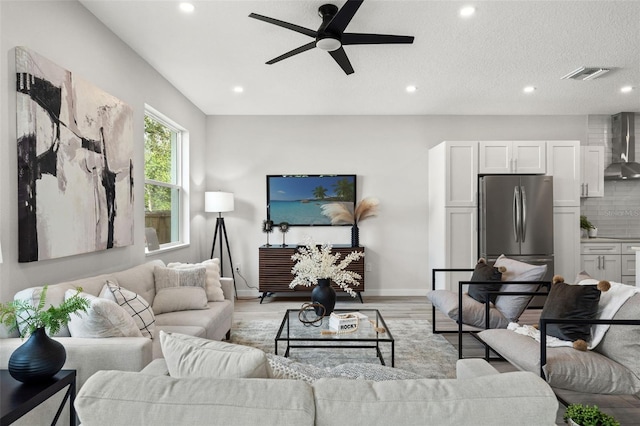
[144,108,187,251]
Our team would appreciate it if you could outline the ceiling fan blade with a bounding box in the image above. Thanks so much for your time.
[249,13,316,38]
[329,47,354,75]
[325,0,364,34]
[342,33,415,45]
[266,41,317,65]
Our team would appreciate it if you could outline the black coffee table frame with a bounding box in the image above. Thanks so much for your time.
[275,309,395,367]
[1,369,76,426]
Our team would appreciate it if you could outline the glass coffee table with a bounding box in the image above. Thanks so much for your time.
[275,309,395,367]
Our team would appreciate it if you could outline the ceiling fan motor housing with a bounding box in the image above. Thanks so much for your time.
[316,4,341,51]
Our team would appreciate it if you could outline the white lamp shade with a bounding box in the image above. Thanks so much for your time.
[205,191,234,213]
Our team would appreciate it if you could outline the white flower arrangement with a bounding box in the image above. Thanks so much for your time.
[290,239,365,297]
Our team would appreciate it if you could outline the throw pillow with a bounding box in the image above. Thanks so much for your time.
[166,259,224,302]
[159,331,269,379]
[467,258,504,304]
[152,287,208,315]
[100,280,155,339]
[154,266,207,291]
[152,266,209,314]
[540,277,603,342]
[65,290,142,338]
[493,255,547,321]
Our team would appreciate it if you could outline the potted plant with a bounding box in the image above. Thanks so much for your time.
[580,215,597,238]
[0,285,89,383]
[290,238,364,316]
[563,403,620,426]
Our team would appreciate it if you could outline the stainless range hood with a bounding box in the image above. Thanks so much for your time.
[604,112,640,180]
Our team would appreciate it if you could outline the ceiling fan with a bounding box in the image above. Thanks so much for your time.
[249,0,415,75]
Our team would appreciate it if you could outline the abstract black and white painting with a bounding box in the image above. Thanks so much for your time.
[16,47,134,262]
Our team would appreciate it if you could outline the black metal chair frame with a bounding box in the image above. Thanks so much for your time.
[473,316,640,407]
[429,268,550,358]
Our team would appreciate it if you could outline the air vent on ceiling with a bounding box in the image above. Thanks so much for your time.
[561,66,610,80]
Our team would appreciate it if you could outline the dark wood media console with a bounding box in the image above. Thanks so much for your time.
[258,245,365,303]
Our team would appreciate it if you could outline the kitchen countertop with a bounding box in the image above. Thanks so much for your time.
[581,237,640,243]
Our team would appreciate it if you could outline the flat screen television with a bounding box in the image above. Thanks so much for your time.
[266,174,356,226]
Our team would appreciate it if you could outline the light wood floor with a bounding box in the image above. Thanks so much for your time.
[234,294,640,426]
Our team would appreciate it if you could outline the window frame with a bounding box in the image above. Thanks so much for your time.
[144,105,189,253]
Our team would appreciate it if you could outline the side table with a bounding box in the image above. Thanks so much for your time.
[1,369,76,426]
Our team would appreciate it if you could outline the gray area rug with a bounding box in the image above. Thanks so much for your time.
[231,318,458,379]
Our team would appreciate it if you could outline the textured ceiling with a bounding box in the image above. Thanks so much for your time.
[80,0,640,115]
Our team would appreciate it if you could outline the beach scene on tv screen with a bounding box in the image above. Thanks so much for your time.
[268,175,355,225]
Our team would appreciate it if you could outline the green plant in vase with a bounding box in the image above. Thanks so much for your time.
[580,215,594,231]
[0,286,89,337]
[0,285,89,383]
[580,215,597,238]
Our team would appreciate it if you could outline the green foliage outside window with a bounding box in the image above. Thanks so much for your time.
[144,115,174,212]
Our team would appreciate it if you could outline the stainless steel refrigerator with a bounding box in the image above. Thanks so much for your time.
[478,175,554,281]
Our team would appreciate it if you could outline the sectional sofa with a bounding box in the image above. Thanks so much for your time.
[74,341,559,426]
[0,259,234,425]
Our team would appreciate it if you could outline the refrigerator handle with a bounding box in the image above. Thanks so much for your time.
[520,185,527,242]
[513,186,520,242]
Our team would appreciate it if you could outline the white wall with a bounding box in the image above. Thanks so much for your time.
[0,1,207,302]
[206,115,587,297]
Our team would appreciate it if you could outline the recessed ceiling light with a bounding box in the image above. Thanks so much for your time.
[523,86,536,93]
[460,6,476,17]
[179,2,195,13]
[406,85,417,93]
[621,86,634,93]
[233,86,244,93]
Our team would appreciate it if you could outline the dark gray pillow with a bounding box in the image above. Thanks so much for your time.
[540,281,601,342]
[468,260,503,304]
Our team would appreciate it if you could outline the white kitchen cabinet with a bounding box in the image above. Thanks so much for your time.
[429,141,478,207]
[553,207,581,280]
[581,255,622,282]
[429,142,478,292]
[580,241,638,284]
[580,146,605,197]
[581,242,622,282]
[622,243,637,286]
[479,141,546,174]
[547,141,581,207]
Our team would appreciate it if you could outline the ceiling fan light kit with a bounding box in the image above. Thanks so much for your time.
[249,0,414,75]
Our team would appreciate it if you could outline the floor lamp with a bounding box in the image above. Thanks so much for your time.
[205,191,237,299]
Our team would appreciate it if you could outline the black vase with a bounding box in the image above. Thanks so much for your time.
[8,327,66,384]
[311,278,336,316]
[351,224,359,247]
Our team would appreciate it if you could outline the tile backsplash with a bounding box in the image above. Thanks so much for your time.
[581,114,640,237]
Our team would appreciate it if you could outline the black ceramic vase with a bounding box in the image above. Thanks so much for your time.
[8,327,66,384]
[351,224,359,247]
[311,278,336,316]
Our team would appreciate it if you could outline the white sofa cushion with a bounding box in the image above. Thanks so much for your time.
[65,290,142,338]
[167,259,224,302]
[101,280,155,339]
[76,370,315,426]
[160,331,269,379]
